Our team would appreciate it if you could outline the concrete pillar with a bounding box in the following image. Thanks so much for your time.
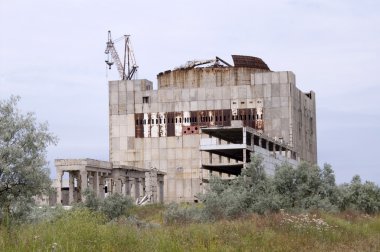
[134,178,140,200]
[159,180,164,203]
[80,170,88,200]
[56,170,63,205]
[125,177,130,196]
[116,179,122,194]
[130,178,136,200]
[141,178,146,196]
[69,171,74,204]
[93,172,99,196]
[99,175,105,199]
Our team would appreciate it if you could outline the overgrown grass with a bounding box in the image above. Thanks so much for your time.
[0,205,379,251]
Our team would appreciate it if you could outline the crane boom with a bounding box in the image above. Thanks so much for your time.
[105,31,138,80]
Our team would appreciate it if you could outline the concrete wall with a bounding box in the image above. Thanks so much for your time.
[109,67,317,202]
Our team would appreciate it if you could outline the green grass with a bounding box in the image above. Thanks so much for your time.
[0,206,379,251]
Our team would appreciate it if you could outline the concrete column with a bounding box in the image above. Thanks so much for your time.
[243,127,246,145]
[159,180,164,203]
[125,177,130,196]
[141,178,146,196]
[116,179,122,194]
[134,178,140,200]
[130,178,135,200]
[93,172,99,196]
[99,175,105,199]
[56,170,63,205]
[69,172,74,204]
[80,170,88,200]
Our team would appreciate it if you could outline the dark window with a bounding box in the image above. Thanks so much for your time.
[142,96,149,104]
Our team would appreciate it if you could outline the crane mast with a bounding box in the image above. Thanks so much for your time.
[105,31,138,80]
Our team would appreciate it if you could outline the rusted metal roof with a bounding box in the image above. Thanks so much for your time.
[231,55,270,70]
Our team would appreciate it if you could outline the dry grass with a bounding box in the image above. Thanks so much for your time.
[0,206,379,251]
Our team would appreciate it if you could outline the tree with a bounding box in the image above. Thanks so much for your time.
[0,96,57,222]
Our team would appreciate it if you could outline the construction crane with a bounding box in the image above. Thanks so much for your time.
[104,31,138,80]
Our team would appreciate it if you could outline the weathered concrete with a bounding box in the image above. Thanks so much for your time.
[108,55,317,203]
[54,159,165,206]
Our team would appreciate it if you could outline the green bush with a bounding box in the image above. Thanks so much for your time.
[99,193,133,220]
[163,203,205,225]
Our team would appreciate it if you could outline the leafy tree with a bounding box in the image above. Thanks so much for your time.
[0,96,57,222]
[338,175,380,214]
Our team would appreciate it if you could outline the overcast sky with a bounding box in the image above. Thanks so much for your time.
[1,0,379,185]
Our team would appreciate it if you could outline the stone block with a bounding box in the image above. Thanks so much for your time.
[126,80,134,92]
[238,86,247,98]
[214,87,222,100]
[174,89,182,102]
[111,137,120,151]
[189,88,198,101]
[272,97,281,108]
[151,137,159,149]
[198,101,206,110]
[143,149,151,161]
[281,107,289,118]
[175,137,183,148]
[174,102,182,112]
[262,72,272,84]
[288,71,296,84]
[120,137,128,150]
[182,89,190,101]
[254,73,263,85]
[272,118,281,130]
[127,137,135,149]
[206,100,214,110]
[175,148,183,160]
[190,101,198,111]
[205,88,214,100]
[167,137,177,148]
[152,148,160,160]
[263,84,271,98]
[198,88,205,100]
[182,101,190,111]
[271,72,280,84]
[120,125,127,137]
[214,100,222,110]
[253,84,263,97]
[222,99,230,109]
[126,91,134,103]
[231,87,239,99]
[110,92,119,105]
[150,93,158,103]
[279,72,288,83]
[159,159,168,172]
[165,89,174,101]
[280,97,289,107]
[271,84,280,97]
[222,86,231,99]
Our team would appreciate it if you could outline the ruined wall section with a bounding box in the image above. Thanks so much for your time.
[157,67,268,89]
[109,67,317,202]
[250,71,317,163]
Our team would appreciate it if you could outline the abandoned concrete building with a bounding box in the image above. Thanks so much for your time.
[54,54,317,205]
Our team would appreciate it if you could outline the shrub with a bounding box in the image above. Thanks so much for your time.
[100,193,133,220]
[163,203,205,225]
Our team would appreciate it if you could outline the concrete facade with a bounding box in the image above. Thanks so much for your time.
[54,159,164,205]
[109,55,317,203]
